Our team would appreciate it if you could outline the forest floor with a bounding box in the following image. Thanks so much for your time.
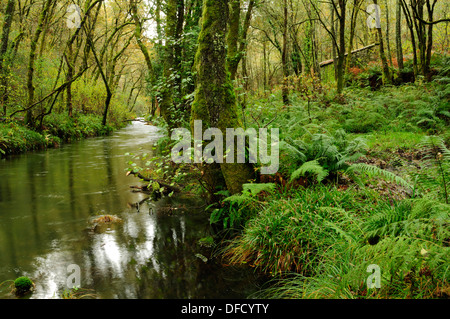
[216,66,450,299]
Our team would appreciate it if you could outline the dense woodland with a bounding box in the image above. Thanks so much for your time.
[0,0,449,299]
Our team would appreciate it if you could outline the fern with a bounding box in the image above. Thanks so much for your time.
[348,163,413,190]
[354,236,450,295]
[243,183,277,196]
[281,129,367,182]
[222,183,277,204]
[290,160,329,183]
[363,198,450,244]
[417,135,450,204]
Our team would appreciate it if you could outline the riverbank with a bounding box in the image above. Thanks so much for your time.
[210,79,450,299]
[0,121,263,299]
[0,113,127,158]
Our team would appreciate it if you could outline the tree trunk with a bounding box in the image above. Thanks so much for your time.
[25,0,53,126]
[336,0,346,94]
[174,0,185,100]
[310,15,320,78]
[191,0,255,197]
[281,0,290,105]
[227,0,241,81]
[330,4,338,80]
[227,0,255,82]
[65,43,74,118]
[396,0,404,70]
[385,0,393,66]
[159,0,177,130]
[401,0,418,76]
[0,0,15,116]
[424,0,435,80]
[263,40,268,92]
[346,0,361,71]
[374,0,392,85]
[84,3,112,127]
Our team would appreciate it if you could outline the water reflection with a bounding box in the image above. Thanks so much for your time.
[0,122,261,299]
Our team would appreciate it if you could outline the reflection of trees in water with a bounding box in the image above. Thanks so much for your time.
[78,195,229,299]
[126,197,259,299]
[77,196,199,298]
[146,212,195,298]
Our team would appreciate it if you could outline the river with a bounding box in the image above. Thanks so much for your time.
[0,121,260,299]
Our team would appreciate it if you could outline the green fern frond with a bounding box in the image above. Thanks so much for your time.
[222,183,276,206]
[417,135,449,203]
[280,140,306,163]
[222,193,256,206]
[348,163,413,190]
[363,198,450,242]
[290,160,329,183]
[242,183,277,196]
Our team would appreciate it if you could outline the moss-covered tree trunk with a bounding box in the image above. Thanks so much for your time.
[159,0,179,131]
[0,0,15,116]
[191,0,255,197]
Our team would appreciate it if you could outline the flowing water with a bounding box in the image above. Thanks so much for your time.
[0,121,260,299]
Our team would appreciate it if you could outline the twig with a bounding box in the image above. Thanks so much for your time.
[126,171,181,193]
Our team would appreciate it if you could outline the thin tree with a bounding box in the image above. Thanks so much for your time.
[0,0,16,115]
[281,0,290,105]
[373,0,392,84]
[396,0,404,71]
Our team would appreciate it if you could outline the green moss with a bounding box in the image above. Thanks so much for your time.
[14,276,34,295]
[190,0,255,195]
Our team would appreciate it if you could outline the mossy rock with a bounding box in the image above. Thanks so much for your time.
[14,276,34,296]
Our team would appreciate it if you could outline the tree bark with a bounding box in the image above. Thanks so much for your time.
[346,0,362,71]
[191,0,255,197]
[281,0,290,105]
[65,43,74,118]
[373,0,392,84]
[330,3,338,80]
[0,0,15,115]
[401,0,419,76]
[336,0,347,94]
[385,0,393,67]
[396,0,404,70]
[25,0,53,126]
[159,0,177,130]
[226,0,255,82]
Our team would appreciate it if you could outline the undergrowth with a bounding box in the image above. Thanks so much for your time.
[220,59,450,299]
